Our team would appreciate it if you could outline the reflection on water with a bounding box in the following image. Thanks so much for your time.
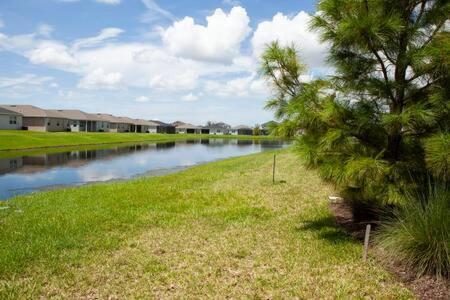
[0,139,288,200]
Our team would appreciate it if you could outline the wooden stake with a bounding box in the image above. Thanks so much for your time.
[363,224,371,262]
[272,154,276,183]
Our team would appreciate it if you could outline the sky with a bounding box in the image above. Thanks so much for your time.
[0,0,329,126]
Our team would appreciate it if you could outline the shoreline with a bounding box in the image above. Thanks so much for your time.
[0,131,284,152]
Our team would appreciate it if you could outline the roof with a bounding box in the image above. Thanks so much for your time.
[150,120,174,127]
[0,106,21,116]
[0,105,48,117]
[115,117,136,125]
[132,119,159,126]
[174,122,201,129]
[95,114,122,123]
[232,125,253,130]
[47,110,103,121]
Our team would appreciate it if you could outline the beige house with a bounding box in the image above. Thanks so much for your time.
[0,107,23,130]
[96,114,131,133]
[48,110,108,132]
[173,122,202,134]
[0,105,69,132]
[133,119,159,133]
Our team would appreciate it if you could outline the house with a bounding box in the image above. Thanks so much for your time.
[203,122,231,135]
[96,114,131,133]
[173,121,202,134]
[150,120,176,134]
[173,121,201,134]
[48,110,108,132]
[230,125,253,136]
[0,105,69,132]
[0,107,23,130]
[132,119,159,133]
[115,117,137,132]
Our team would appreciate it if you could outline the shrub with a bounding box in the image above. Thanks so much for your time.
[375,184,450,278]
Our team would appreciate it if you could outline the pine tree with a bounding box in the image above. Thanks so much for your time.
[261,0,449,215]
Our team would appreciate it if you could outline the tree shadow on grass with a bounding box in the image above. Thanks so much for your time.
[295,215,355,245]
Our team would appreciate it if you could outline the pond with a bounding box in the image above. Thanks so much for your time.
[0,139,289,200]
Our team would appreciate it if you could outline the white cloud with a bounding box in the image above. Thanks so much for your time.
[149,71,198,91]
[251,11,330,74]
[0,74,54,89]
[26,41,79,70]
[95,0,121,4]
[205,73,268,97]
[72,27,124,50]
[161,6,251,63]
[135,96,150,102]
[181,93,199,102]
[37,24,54,37]
[78,68,123,89]
[141,0,175,23]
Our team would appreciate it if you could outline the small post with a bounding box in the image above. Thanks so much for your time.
[363,224,371,262]
[272,154,276,183]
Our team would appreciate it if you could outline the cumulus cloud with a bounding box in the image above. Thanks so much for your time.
[161,6,251,63]
[78,68,123,89]
[205,73,268,97]
[252,11,330,74]
[26,41,78,70]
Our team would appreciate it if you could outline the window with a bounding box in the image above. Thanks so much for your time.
[9,116,17,125]
[47,122,51,126]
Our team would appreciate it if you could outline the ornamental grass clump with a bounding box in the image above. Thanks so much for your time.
[376,184,450,278]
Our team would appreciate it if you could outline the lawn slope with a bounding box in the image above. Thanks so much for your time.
[0,130,273,151]
[0,150,413,298]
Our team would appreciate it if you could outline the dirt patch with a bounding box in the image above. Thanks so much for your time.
[329,201,450,300]
[329,201,370,240]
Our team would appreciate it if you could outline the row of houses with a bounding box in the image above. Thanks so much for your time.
[0,105,264,135]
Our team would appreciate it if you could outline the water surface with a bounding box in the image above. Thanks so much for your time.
[0,139,288,200]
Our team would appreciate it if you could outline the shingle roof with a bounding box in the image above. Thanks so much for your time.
[174,122,201,129]
[95,114,119,123]
[133,119,159,126]
[0,105,48,117]
[0,106,21,116]
[47,110,103,121]
[150,120,173,127]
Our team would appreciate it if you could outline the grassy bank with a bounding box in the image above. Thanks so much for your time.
[0,150,412,298]
[0,130,275,151]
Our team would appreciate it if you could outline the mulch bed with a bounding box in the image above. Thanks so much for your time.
[329,201,449,300]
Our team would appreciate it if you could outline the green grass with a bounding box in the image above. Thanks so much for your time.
[0,149,413,298]
[0,130,275,151]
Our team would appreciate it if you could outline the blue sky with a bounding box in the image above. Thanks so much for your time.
[0,0,327,125]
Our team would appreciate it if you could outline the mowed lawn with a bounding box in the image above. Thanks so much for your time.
[0,150,413,298]
[0,130,273,151]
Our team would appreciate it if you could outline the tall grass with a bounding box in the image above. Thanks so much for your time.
[375,183,450,278]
